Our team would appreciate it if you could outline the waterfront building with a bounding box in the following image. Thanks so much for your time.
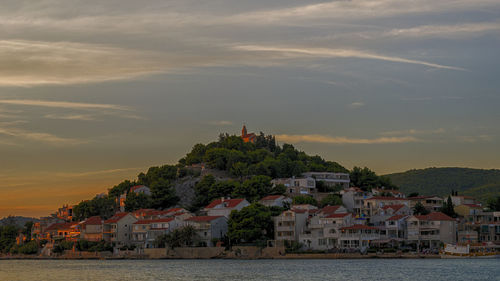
[339,225,380,249]
[103,212,138,247]
[408,196,444,213]
[272,177,316,197]
[362,196,409,219]
[340,187,372,215]
[184,216,228,246]
[302,172,350,189]
[132,218,178,249]
[204,198,249,218]
[80,216,103,242]
[406,212,456,249]
[259,195,292,208]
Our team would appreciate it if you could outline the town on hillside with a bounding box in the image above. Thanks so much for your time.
[3,126,500,258]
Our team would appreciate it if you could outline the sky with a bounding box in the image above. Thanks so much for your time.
[0,0,499,218]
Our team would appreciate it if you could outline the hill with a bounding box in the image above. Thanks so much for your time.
[385,167,500,202]
[0,216,39,227]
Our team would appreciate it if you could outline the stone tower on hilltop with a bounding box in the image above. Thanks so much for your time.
[241,125,256,143]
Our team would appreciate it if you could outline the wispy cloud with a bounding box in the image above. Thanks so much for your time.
[0,127,85,145]
[234,45,465,71]
[53,167,144,178]
[0,40,167,86]
[349,102,365,109]
[275,134,419,144]
[209,120,233,126]
[0,99,130,111]
[43,114,97,121]
[386,22,500,38]
[381,128,446,136]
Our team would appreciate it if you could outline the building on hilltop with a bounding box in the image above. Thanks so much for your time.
[241,125,256,143]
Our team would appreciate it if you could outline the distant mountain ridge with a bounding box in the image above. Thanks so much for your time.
[0,216,39,227]
[385,167,500,203]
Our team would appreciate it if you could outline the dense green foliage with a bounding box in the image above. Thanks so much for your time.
[73,195,116,221]
[124,192,152,212]
[440,196,458,218]
[76,240,113,252]
[320,194,342,207]
[154,226,197,249]
[292,195,318,206]
[182,134,347,179]
[0,225,18,253]
[191,175,285,211]
[350,166,397,191]
[413,202,430,215]
[386,168,500,202]
[228,203,274,245]
[487,196,500,211]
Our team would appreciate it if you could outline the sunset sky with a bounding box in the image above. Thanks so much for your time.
[1,0,499,217]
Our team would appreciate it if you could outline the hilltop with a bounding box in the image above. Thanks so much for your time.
[385,167,500,202]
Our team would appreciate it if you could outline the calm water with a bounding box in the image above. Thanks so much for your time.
[0,259,499,281]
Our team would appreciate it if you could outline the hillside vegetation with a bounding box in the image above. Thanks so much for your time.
[385,167,500,202]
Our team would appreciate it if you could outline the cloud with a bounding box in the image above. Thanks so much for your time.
[0,127,85,145]
[275,134,419,144]
[385,22,500,38]
[0,99,130,111]
[43,114,97,121]
[233,45,465,71]
[0,40,168,86]
[349,102,365,109]
[52,167,144,178]
[381,128,446,136]
[209,120,233,126]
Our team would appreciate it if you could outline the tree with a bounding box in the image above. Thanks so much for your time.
[440,195,457,218]
[108,180,135,199]
[150,179,179,209]
[292,195,318,206]
[23,221,33,239]
[0,225,18,253]
[124,192,152,212]
[155,226,198,249]
[413,202,429,215]
[487,196,500,211]
[232,175,274,202]
[320,194,342,207]
[350,166,398,191]
[72,195,116,221]
[408,192,419,198]
[192,174,217,210]
[228,203,274,244]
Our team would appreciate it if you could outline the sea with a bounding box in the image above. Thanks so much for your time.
[0,259,499,281]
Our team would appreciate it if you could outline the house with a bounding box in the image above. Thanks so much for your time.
[103,212,138,247]
[339,225,380,249]
[299,212,354,250]
[408,196,444,212]
[272,177,316,197]
[184,216,228,246]
[274,209,312,242]
[340,187,372,215]
[302,172,350,189]
[478,212,500,243]
[362,196,409,218]
[454,204,483,217]
[44,222,80,241]
[384,215,409,240]
[370,204,411,225]
[372,188,406,198]
[406,212,456,249]
[451,195,477,206]
[259,195,291,208]
[80,216,103,242]
[56,204,74,221]
[119,185,151,212]
[132,218,178,249]
[317,205,348,217]
[204,198,250,218]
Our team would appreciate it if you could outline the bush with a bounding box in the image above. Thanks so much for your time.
[18,241,38,255]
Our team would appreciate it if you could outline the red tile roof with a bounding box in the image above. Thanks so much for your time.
[185,216,223,222]
[408,196,441,200]
[83,216,102,225]
[130,185,148,192]
[387,215,407,221]
[163,208,183,213]
[367,196,408,201]
[414,212,454,221]
[104,212,129,223]
[382,204,406,212]
[320,205,342,215]
[463,204,482,208]
[326,213,351,218]
[45,222,78,232]
[260,195,283,201]
[340,225,379,231]
[205,198,245,209]
[133,218,174,225]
